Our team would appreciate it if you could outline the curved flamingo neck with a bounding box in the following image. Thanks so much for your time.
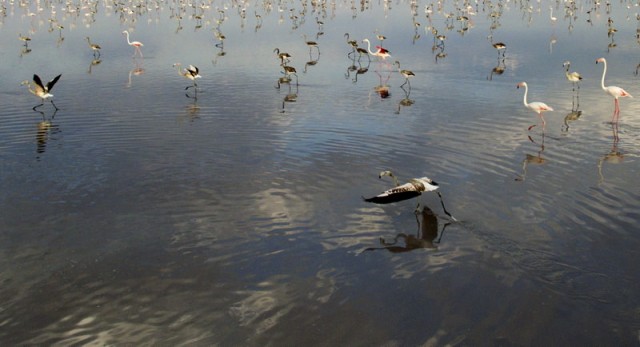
[600,59,607,91]
[124,31,132,45]
[364,39,375,55]
[521,83,529,107]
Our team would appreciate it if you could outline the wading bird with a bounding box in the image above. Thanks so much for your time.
[173,63,201,90]
[364,171,457,220]
[562,61,582,90]
[517,82,554,130]
[362,38,391,60]
[303,34,320,54]
[122,30,144,57]
[394,61,415,87]
[21,74,62,110]
[274,48,291,65]
[86,36,101,57]
[488,35,506,57]
[596,57,632,123]
[18,33,31,47]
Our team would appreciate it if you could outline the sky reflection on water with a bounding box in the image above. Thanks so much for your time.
[1,0,640,345]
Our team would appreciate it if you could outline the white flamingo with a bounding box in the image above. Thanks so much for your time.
[596,57,632,123]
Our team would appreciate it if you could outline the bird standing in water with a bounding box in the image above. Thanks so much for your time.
[21,74,62,110]
[122,30,144,57]
[517,82,554,131]
[596,57,632,123]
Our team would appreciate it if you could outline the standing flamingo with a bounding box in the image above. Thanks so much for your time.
[596,57,632,123]
[517,82,554,130]
[362,38,391,60]
[394,61,415,88]
[122,30,144,57]
[562,61,582,90]
[86,37,101,57]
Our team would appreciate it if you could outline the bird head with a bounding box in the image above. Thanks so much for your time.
[516,82,527,89]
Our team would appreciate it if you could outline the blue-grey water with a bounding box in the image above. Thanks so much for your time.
[1,0,640,345]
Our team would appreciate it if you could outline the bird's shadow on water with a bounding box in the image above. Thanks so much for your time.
[32,107,61,159]
[362,206,451,254]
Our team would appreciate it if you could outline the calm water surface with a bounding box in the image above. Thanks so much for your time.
[1,0,640,345]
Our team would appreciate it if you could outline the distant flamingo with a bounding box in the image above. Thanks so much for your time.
[563,61,582,90]
[122,30,144,57]
[596,57,632,123]
[394,61,415,88]
[517,82,554,131]
[86,37,101,57]
[362,38,391,60]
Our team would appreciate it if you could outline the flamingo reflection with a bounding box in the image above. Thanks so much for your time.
[395,85,414,114]
[515,132,546,182]
[363,206,450,253]
[597,123,624,184]
[33,108,60,157]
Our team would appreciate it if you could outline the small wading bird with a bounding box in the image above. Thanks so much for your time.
[86,37,101,57]
[122,30,144,57]
[303,34,320,54]
[488,35,506,57]
[19,33,31,47]
[173,63,201,90]
[562,61,582,90]
[596,57,632,123]
[394,61,415,88]
[21,74,62,110]
[363,171,457,221]
[273,48,291,65]
[517,82,554,131]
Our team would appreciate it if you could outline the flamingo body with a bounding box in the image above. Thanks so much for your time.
[596,57,632,122]
[362,39,391,60]
[517,82,553,130]
[122,30,144,57]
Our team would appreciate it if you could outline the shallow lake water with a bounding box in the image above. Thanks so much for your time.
[1,0,640,345]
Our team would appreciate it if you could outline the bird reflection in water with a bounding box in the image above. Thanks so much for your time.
[34,108,60,157]
[276,77,298,113]
[304,51,319,73]
[368,70,391,105]
[87,58,102,74]
[488,56,506,81]
[395,85,415,114]
[350,60,370,83]
[598,123,624,184]
[515,132,546,182]
[126,60,145,88]
[363,206,450,253]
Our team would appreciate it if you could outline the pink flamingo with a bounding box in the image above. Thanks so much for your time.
[362,39,391,60]
[517,82,554,131]
[122,30,144,57]
[596,57,632,123]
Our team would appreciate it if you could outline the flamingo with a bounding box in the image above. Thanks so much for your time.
[273,48,291,65]
[122,30,144,57]
[517,82,554,130]
[364,171,456,221]
[596,57,632,123]
[488,35,506,57]
[394,61,415,88]
[303,34,320,54]
[21,74,62,110]
[18,33,31,47]
[563,61,582,90]
[362,38,391,60]
[173,63,201,90]
[86,37,101,57]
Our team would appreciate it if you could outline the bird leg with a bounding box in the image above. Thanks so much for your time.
[437,192,457,221]
[50,100,59,110]
[32,103,44,111]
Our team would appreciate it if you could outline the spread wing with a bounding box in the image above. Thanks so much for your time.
[364,182,423,204]
[187,65,199,77]
[46,74,62,92]
[33,74,45,93]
